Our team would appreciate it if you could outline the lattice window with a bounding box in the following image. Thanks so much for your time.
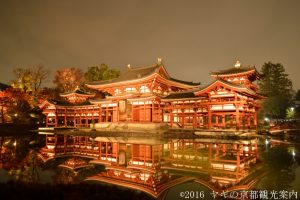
[125,87,137,93]
[140,85,150,93]
[114,88,122,95]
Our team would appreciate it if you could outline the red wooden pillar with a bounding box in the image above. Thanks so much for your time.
[193,107,197,129]
[216,144,219,156]
[235,104,240,130]
[151,102,154,122]
[92,108,94,123]
[222,143,226,156]
[131,103,134,122]
[55,109,58,127]
[144,103,146,122]
[99,142,101,159]
[64,135,67,153]
[158,103,162,122]
[237,145,241,172]
[64,108,67,127]
[46,115,48,127]
[170,107,173,127]
[255,143,259,159]
[247,115,251,128]
[99,107,102,122]
[74,109,76,127]
[181,108,185,128]
[151,146,154,166]
[144,145,146,166]
[207,105,211,129]
[105,142,108,159]
[254,111,257,129]
[235,93,240,130]
[79,109,82,127]
[85,113,88,127]
[105,105,108,122]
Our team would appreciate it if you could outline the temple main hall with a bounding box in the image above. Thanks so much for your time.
[40,59,264,130]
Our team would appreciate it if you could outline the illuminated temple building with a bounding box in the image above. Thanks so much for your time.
[40,59,264,130]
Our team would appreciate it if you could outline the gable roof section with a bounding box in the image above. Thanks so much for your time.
[193,79,265,98]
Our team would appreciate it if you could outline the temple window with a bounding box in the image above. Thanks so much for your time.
[153,86,162,94]
[140,85,150,93]
[114,89,122,95]
[125,87,137,93]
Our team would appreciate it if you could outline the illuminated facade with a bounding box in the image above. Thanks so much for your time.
[40,59,264,130]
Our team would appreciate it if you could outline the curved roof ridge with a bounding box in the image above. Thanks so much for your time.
[210,65,256,76]
[60,87,95,96]
[128,63,159,70]
[169,77,201,86]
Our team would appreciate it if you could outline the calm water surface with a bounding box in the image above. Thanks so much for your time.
[0,132,299,200]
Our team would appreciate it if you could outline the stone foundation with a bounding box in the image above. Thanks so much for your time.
[92,122,169,131]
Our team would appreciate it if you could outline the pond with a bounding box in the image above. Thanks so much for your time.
[0,131,299,200]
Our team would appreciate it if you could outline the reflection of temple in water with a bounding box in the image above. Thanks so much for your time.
[38,134,261,198]
[163,139,259,189]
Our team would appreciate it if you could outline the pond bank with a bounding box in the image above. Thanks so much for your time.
[0,124,37,136]
[37,126,258,140]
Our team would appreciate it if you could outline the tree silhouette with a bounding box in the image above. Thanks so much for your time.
[259,62,294,119]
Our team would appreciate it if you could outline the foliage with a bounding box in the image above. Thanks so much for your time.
[286,107,295,119]
[258,62,294,119]
[11,68,32,93]
[3,88,33,124]
[53,67,84,92]
[38,87,62,102]
[11,65,49,106]
[84,64,120,82]
[295,89,300,118]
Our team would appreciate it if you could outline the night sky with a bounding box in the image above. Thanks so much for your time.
[1,0,300,89]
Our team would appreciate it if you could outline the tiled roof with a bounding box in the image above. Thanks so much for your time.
[46,99,93,106]
[169,78,200,86]
[0,83,10,91]
[211,66,258,76]
[164,91,196,99]
[86,64,200,87]
[87,64,159,85]
[60,88,95,97]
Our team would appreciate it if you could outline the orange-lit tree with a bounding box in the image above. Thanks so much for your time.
[53,67,84,92]
[2,88,33,124]
[11,65,49,107]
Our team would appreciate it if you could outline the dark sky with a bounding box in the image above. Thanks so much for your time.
[1,0,300,89]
